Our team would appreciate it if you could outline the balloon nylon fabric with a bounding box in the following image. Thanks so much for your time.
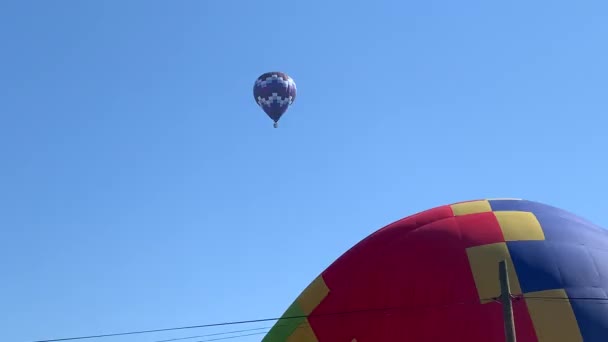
[253,72,296,123]
[262,199,608,342]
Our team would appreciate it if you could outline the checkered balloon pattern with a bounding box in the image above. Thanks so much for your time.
[253,72,297,123]
[262,198,608,342]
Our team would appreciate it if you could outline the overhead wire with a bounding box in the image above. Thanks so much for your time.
[31,296,486,342]
[189,331,268,342]
[523,296,608,303]
[150,321,319,342]
[31,295,608,342]
[150,327,271,342]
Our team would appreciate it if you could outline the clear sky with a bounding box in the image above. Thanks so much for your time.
[1,1,607,341]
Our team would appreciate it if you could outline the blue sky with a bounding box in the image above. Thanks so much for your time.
[1,1,607,341]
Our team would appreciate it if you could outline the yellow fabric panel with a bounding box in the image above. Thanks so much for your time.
[494,211,545,241]
[524,289,583,342]
[466,242,522,303]
[262,301,307,342]
[296,275,330,315]
[286,319,318,342]
[451,200,492,216]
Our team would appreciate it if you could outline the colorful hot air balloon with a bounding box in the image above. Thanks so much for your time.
[253,72,297,128]
[262,198,608,341]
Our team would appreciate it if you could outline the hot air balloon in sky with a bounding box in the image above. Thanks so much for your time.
[262,198,608,341]
[253,71,297,128]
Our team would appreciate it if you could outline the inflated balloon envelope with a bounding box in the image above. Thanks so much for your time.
[262,198,608,341]
[253,71,297,128]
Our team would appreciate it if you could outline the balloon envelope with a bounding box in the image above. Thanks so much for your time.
[253,72,296,124]
[262,198,608,341]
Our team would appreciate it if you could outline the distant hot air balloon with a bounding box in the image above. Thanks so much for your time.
[253,72,296,128]
[262,198,608,341]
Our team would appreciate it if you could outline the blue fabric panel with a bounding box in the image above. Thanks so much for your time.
[552,242,601,288]
[566,284,608,342]
[507,241,562,293]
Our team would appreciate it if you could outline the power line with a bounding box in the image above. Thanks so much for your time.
[151,321,316,342]
[31,297,483,342]
[31,318,275,342]
[150,319,322,342]
[31,295,608,342]
[191,331,268,342]
[150,327,271,342]
[523,296,608,303]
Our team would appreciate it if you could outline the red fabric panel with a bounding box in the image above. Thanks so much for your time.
[455,212,505,248]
